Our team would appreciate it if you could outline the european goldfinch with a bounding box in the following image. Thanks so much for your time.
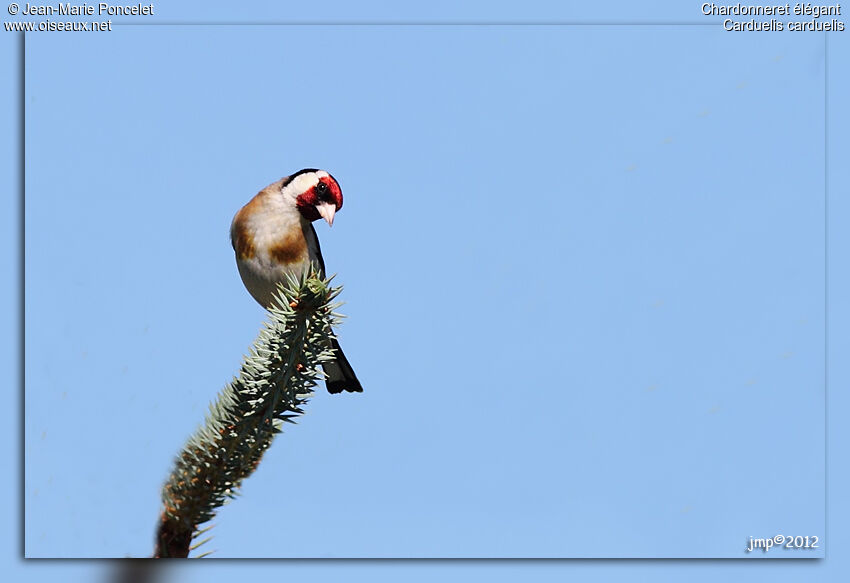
[231,169,363,394]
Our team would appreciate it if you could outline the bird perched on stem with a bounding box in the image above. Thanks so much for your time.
[230,169,363,394]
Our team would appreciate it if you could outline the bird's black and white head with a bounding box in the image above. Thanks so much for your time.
[281,168,344,226]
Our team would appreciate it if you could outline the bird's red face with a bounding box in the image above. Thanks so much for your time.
[295,173,343,226]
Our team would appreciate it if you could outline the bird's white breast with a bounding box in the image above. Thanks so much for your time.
[235,211,323,309]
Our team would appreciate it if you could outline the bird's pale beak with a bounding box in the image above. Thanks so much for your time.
[316,202,336,226]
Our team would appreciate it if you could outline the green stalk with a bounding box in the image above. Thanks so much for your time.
[155,269,342,558]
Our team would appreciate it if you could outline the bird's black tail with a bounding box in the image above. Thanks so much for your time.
[324,337,363,394]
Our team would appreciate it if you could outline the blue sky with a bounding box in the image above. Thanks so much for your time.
[3,0,850,581]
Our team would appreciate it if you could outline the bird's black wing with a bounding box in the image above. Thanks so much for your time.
[306,222,363,393]
[307,222,326,277]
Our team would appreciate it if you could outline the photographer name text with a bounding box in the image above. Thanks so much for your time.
[18,2,153,16]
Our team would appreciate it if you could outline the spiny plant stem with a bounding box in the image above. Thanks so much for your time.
[154,269,342,558]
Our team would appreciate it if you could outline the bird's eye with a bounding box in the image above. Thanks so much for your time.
[316,182,328,194]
